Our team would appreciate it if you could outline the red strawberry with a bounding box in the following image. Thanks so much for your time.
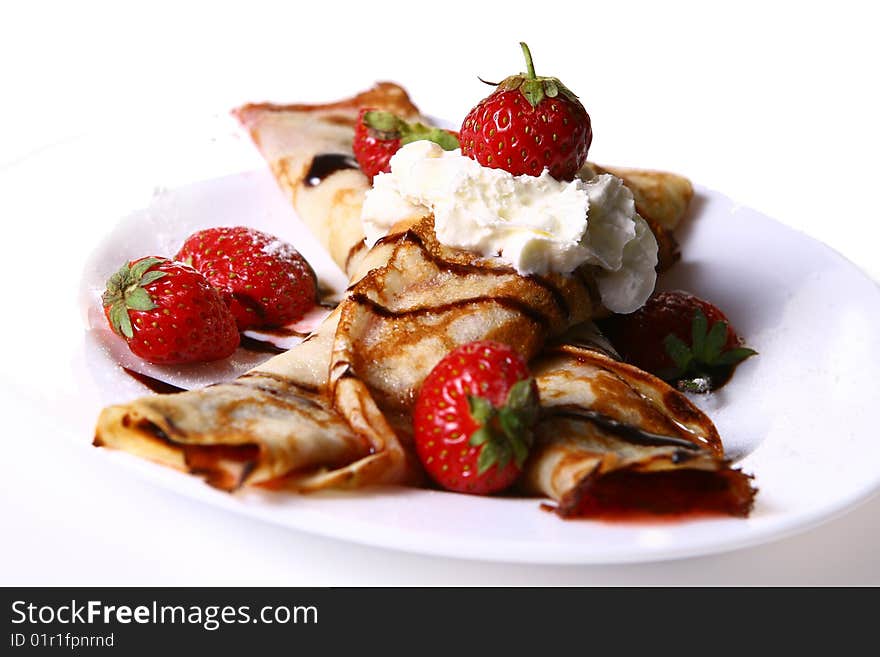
[599,290,757,392]
[176,227,317,331]
[353,107,460,180]
[413,340,540,495]
[460,42,592,181]
[102,257,239,364]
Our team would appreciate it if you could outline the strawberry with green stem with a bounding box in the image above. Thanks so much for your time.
[102,256,240,364]
[413,340,540,495]
[353,107,459,180]
[459,42,592,180]
[662,308,757,392]
[600,291,757,392]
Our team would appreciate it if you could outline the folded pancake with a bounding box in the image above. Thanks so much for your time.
[95,215,752,517]
[94,234,422,491]
[95,215,593,490]
[234,82,693,276]
[94,85,750,515]
[94,306,366,491]
[525,339,754,517]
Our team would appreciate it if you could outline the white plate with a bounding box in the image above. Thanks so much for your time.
[3,114,880,564]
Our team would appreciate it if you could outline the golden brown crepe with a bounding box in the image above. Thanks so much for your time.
[93,83,754,518]
[527,339,753,517]
[95,215,594,490]
[95,214,753,515]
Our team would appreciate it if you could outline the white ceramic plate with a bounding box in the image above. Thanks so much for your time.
[3,114,879,564]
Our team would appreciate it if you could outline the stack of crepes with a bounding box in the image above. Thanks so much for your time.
[94,83,755,517]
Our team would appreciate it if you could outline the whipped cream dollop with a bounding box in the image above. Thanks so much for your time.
[360,140,658,313]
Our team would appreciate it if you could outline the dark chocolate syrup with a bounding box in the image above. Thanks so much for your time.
[239,335,287,355]
[122,368,186,394]
[351,229,572,326]
[395,230,571,319]
[304,153,358,187]
[348,291,550,330]
[549,407,704,451]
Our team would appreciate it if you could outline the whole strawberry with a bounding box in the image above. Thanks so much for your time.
[460,42,592,181]
[600,290,757,392]
[102,257,239,364]
[353,107,460,180]
[176,227,317,331]
[413,340,540,495]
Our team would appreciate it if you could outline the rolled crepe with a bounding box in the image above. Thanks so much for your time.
[96,215,596,489]
[95,215,753,515]
[94,84,753,516]
[527,338,753,517]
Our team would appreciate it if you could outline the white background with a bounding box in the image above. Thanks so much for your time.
[1,0,879,584]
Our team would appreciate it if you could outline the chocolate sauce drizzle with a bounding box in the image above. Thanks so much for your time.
[304,153,358,187]
[367,229,572,320]
[239,335,287,355]
[548,406,705,451]
[241,370,320,394]
[348,291,550,329]
[122,368,186,394]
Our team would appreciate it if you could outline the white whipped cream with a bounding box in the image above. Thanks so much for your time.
[360,140,657,313]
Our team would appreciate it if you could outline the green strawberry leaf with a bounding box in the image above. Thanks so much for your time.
[703,319,729,364]
[108,301,133,339]
[102,265,129,306]
[498,409,522,442]
[664,333,693,371]
[468,395,495,425]
[138,270,167,287]
[400,123,459,150]
[362,110,406,136]
[477,442,500,475]
[715,346,758,367]
[365,111,460,151]
[102,257,168,342]
[509,433,529,469]
[467,377,539,476]
[422,128,460,151]
[469,426,492,447]
[505,379,539,420]
[661,308,758,391]
[491,43,583,109]
[520,79,546,107]
[129,257,164,282]
[124,286,157,311]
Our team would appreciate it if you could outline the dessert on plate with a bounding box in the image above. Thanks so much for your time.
[92,44,756,518]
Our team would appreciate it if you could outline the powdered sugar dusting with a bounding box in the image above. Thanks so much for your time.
[262,238,299,260]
